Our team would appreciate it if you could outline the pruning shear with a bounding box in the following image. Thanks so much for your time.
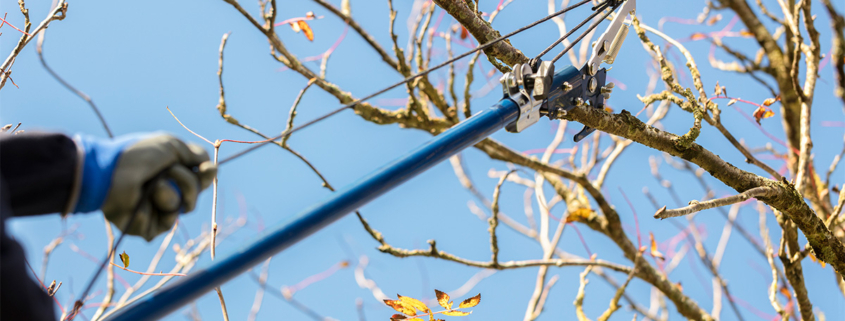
[501,0,636,142]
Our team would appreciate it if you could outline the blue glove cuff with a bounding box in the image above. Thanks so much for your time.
[73,134,148,213]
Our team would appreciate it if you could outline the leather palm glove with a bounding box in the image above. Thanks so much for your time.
[71,133,216,241]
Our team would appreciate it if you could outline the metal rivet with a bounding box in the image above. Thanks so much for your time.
[588,77,598,93]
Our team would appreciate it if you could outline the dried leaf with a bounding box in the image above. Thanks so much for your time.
[407,319,423,321]
[778,285,791,299]
[706,14,722,26]
[460,26,468,40]
[604,106,614,113]
[390,314,407,321]
[384,299,416,315]
[739,30,754,37]
[297,21,314,41]
[458,293,481,308]
[443,310,471,316]
[398,294,430,313]
[289,21,301,33]
[762,97,778,106]
[566,208,593,223]
[713,81,723,96]
[726,98,738,106]
[434,289,451,309]
[649,233,664,261]
[689,32,708,41]
[306,11,315,19]
[119,251,130,268]
[753,106,775,124]
[808,251,826,268]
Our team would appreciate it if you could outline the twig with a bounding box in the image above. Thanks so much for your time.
[107,262,187,277]
[36,19,112,137]
[574,266,592,321]
[0,0,67,90]
[655,187,777,219]
[598,252,642,321]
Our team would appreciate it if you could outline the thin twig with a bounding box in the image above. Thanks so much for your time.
[655,187,777,219]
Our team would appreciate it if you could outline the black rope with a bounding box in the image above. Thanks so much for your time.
[533,0,610,61]
[218,0,595,166]
[551,2,618,63]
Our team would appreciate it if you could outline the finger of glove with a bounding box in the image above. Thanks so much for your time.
[196,161,217,190]
[152,179,181,213]
[156,210,178,236]
[167,138,210,167]
[166,165,200,213]
[125,200,154,241]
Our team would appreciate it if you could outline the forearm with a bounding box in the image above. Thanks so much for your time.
[0,132,79,216]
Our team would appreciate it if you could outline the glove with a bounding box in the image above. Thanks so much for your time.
[72,133,216,241]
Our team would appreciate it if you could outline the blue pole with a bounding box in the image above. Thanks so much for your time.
[105,98,519,320]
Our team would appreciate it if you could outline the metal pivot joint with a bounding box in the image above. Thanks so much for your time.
[502,58,555,133]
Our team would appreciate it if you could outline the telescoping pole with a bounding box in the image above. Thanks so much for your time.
[104,97,520,320]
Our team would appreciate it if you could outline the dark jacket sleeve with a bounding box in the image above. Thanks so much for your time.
[0,132,73,320]
[0,132,78,216]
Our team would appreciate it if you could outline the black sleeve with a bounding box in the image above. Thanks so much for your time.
[0,132,78,216]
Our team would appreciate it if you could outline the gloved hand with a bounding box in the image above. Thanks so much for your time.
[72,133,216,241]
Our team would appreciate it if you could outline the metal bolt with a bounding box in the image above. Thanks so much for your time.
[600,85,613,94]
[588,77,598,93]
[557,109,568,117]
[572,97,583,106]
[561,81,572,92]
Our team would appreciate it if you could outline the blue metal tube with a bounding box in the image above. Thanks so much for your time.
[105,98,519,320]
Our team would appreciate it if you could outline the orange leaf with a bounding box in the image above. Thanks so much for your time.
[443,310,471,316]
[458,293,481,308]
[649,232,665,261]
[689,32,708,41]
[398,294,430,313]
[390,314,407,321]
[460,26,469,40]
[384,299,416,315]
[753,106,775,124]
[739,30,754,37]
[297,20,314,41]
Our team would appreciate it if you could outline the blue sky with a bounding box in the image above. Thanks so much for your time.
[2,0,844,320]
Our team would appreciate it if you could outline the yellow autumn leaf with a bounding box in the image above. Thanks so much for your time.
[808,251,826,268]
[566,208,593,223]
[398,294,430,313]
[407,318,423,321]
[434,289,451,309]
[443,310,471,316]
[649,232,665,261]
[458,293,481,308]
[384,299,416,315]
